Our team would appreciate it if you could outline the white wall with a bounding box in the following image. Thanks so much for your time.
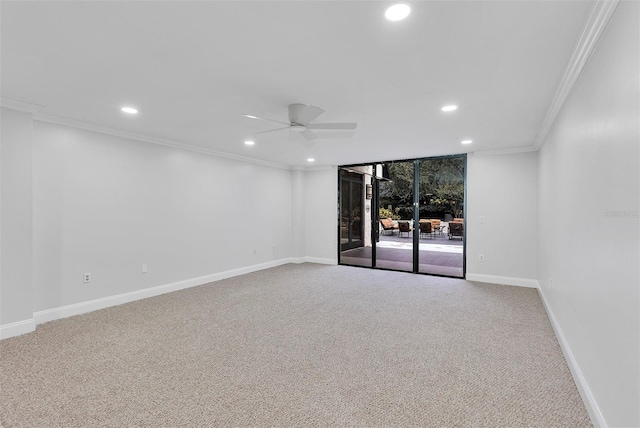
[291,170,305,259]
[0,112,338,336]
[537,1,639,426]
[302,167,338,263]
[0,108,34,329]
[32,121,293,313]
[466,151,538,286]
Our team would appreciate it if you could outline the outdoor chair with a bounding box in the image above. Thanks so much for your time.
[379,218,398,235]
[419,221,433,238]
[398,221,411,237]
[448,221,464,239]
[430,219,442,236]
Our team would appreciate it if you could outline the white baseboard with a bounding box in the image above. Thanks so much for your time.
[466,274,605,426]
[537,286,606,428]
[0,318,36,340]
[2,257,340,338]
[33,258,296,326]
[3,260,606,428]
[465,273,539,288]
[299,257,338,265]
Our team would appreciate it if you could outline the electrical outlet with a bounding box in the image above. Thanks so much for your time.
[83,273,91,283]
[141,264,148,274]
[479,254,485,262]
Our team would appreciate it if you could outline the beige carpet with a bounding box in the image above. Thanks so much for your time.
[0,263,591,427]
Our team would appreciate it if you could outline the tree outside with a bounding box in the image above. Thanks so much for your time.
[379,157,464,220]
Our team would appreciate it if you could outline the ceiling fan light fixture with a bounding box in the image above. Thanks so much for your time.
[461,140,473,145]
[244,140,255,146]
[290,124,307,132]
[307,158,315,163]
[385,3,411,21]
[121,106,138,114]
[441,105,458,112]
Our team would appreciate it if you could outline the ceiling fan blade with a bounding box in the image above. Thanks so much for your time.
[253,126,290,135]
[296,104,325,125]
[242,114,289,126]
[300,130,318,141]
[306,122,358,130]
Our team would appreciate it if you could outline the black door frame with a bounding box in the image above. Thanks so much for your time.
[338,154,467,279]
[339,171,365,252]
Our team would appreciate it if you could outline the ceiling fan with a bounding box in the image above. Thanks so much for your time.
[243,103,357,141]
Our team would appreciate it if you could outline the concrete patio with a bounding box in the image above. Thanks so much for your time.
[340,228,464,277]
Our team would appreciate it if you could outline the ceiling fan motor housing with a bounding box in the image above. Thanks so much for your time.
[288,103,307,123]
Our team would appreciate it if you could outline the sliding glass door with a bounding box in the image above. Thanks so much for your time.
[417,157,465,277]
[340,171,363,251]
[375,160,415,272]
[338,155,465,279]
[339,169,372,267]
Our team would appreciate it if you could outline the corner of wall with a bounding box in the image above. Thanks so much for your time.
[465,273,538,289]
[1,106,35,330]
[537,286,607,427]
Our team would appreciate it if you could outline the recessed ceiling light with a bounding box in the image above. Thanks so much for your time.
[307,158,315,163]
[244,140,255,146]
[461,140,473,145]
[121,107,138,114]
[385,3,411,21]
[441,105,458,112]
[243,114,258,119]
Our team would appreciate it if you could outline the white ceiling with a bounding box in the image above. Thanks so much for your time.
[1,1,595,168]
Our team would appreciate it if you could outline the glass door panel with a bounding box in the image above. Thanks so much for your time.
[417,157,465,277]
[339,169,371,267]
[375,161,415,272]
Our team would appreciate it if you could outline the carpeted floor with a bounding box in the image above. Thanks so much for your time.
[0,263,591,427]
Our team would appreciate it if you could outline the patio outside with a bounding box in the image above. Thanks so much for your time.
[340,157,465,277]
[341,221,464,276]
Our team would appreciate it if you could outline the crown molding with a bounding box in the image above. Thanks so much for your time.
[292,165,335,172]
[33,112,292,171]
[0,96,45,114]
[473,145,537,157]
[533,0,621,151]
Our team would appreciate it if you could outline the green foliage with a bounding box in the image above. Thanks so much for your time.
[378,157,465,220]
[379,205,400,220]
[433,182,464,202]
